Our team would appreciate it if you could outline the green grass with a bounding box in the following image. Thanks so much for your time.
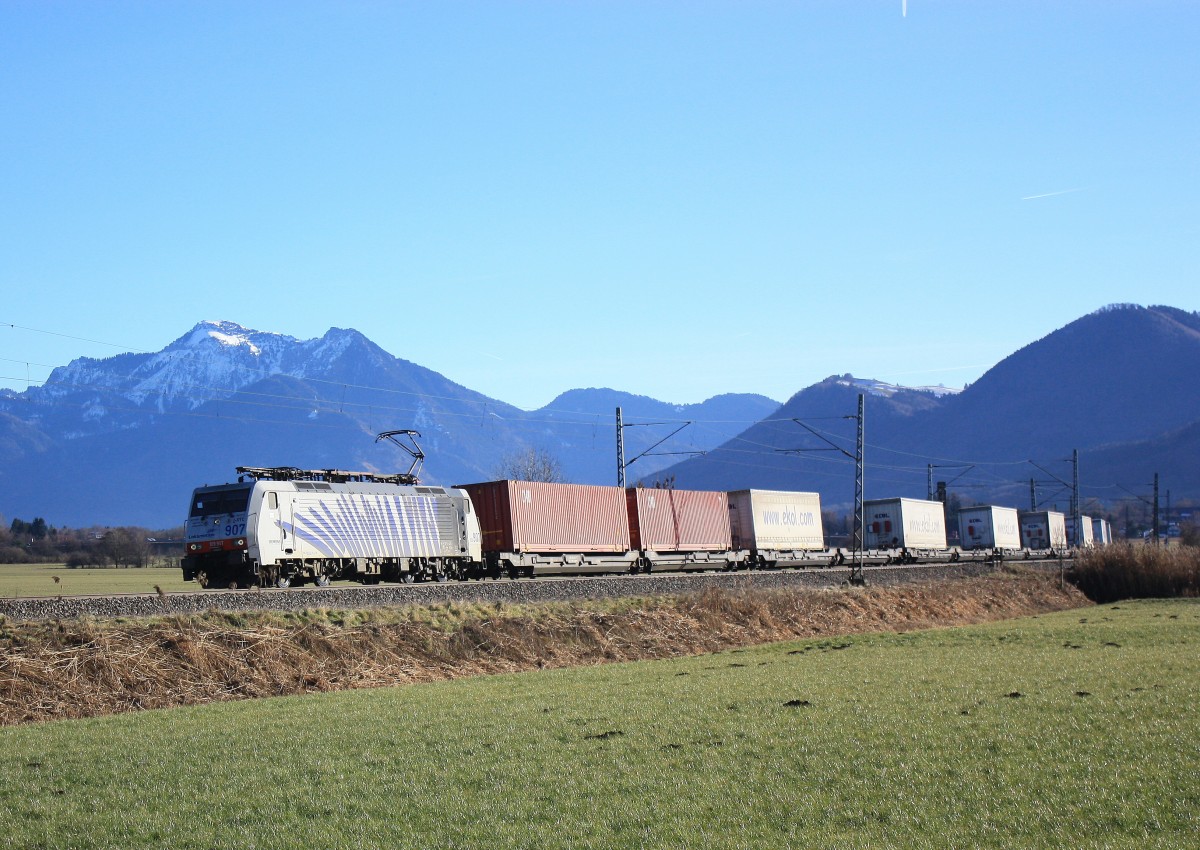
[0,563,192,598]
[1,600,1197,849]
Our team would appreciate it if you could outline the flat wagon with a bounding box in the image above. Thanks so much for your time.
[727,489,826,567]
[863,497,947,551]
[458,480,638,577]
[1019,510,1067,553]
[626,487,744,571]
[958,505,1022,553]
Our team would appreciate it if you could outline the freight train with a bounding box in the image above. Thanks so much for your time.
[181,467,1079,589]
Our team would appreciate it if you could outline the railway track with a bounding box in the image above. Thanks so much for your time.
[0,558,1071,622]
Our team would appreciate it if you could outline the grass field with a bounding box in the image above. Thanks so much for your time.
[0,564,192,598]
[1,599,1196,848]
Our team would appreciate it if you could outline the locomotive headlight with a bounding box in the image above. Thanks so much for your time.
[235,539,246,547]
[188,543,202,552]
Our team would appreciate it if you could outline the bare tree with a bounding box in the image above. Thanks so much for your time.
[100,528,151,568]
[494,447,564,483]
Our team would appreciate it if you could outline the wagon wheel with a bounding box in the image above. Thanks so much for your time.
[275,576,291,589]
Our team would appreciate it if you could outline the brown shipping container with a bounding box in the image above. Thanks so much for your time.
[458,480,631,554]
[626,488,732,552]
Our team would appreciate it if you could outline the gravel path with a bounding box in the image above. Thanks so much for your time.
[0,559,1069,622]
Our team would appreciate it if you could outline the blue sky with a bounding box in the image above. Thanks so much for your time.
[2,1,1197,409]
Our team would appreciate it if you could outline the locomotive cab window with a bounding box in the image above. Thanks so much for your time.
[190,487,252,518]
[268,492,278,510]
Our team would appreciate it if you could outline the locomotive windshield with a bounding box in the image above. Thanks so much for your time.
[190,486,252,518]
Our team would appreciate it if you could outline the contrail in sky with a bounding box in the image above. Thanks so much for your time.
[1021,187,1084,201]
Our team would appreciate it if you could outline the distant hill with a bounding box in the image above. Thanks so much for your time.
[532,388,780,486]
[659,305,1200,512]
[1081,421,1200,502]
[660,375,948,502]
[920,304,1200,457]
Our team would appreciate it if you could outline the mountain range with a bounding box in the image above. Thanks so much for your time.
[1,304,1196,529]
[659,304,1200,515]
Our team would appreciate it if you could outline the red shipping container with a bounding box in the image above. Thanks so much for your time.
[626,488,732,552]
[458,480,631,554]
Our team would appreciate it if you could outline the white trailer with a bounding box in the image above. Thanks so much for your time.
[1091,517,1112,546]
[863,498,947,550]
[958,505,1022,551]
[1067,515,1095,548]
[1019,510,1067,552]
[727,489,825,565]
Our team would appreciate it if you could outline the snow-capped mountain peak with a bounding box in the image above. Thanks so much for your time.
[833,375,961,399]
[173,320,294,355]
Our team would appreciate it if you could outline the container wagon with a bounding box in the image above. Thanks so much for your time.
[727,489,826,567]
[625,487,744,571]
[1019,510,1067,553]
[458,480,638,577]
[1091,517,1112,546]
[863,497,947,551]
[958,505,1022,553]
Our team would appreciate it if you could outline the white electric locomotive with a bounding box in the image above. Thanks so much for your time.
[182,467,482,588]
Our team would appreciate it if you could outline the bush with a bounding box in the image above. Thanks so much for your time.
[1071,543,1200,603]
[0,547,31,564]
[66,551,103,569]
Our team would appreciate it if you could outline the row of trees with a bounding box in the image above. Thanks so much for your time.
[2,518,183,568]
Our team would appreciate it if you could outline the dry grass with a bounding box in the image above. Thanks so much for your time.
[0,568,1089,726]
[1072,543,1200,603]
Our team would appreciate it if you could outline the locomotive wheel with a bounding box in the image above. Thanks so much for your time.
[194,570,209,589]
[315,575,331,588]
[227,579,240,590]
[402,573,415,584]
[275,576,291,589]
